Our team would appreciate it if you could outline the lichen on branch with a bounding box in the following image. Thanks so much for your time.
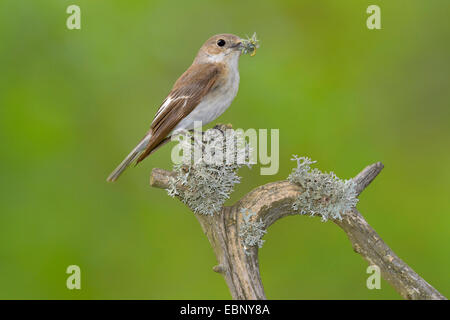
[167,127,252,215]
[288,156,359,221]
[239,208,267,255]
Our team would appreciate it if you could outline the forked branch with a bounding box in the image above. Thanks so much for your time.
[150,161,446,300]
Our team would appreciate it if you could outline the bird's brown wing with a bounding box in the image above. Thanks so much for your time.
[136,63,222,164]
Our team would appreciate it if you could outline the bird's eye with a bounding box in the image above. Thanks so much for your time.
[217,39,226,47]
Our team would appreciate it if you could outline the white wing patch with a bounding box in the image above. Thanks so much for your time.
[154,97,171,119]
[153,95,190,121]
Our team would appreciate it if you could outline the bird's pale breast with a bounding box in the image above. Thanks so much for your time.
[173,58,240,133]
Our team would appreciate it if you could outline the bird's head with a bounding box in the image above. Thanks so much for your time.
[195,34,243,64]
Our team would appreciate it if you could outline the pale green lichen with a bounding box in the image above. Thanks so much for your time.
[239,208,266,255]
[241,32,260,56]
[288,156,358,222]
[167,128,252,216]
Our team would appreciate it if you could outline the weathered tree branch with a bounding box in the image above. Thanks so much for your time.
[149,162,446,300]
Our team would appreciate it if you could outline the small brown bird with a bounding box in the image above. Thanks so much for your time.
[107,34,245,182]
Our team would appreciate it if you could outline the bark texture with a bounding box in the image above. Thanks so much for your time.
[150,162,446,300]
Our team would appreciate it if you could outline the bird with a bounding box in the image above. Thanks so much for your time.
[107,34,245,182]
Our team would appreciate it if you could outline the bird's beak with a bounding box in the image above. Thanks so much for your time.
[231,41,243,51]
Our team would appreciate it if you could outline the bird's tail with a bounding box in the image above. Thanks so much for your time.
[106,134,151,182]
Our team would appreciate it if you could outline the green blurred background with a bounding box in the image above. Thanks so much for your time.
[0,0,449,299]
